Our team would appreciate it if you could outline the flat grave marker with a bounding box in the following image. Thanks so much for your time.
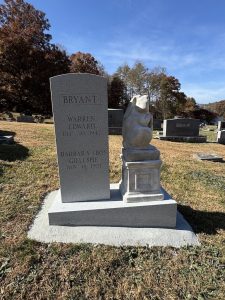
[193,153,223,162]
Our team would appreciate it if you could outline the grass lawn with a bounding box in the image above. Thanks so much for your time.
[0,121,225,300]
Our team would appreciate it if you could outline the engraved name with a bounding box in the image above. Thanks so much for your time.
[62,94,101,105]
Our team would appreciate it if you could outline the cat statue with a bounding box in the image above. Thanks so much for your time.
[122,95,153,150]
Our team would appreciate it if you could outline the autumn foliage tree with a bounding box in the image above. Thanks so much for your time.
[70,52,104,75]
[0,0,70,113]
[116,62,188,118]
[203,100,225,119]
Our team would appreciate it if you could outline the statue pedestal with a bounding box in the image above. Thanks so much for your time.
[120,153,164,203]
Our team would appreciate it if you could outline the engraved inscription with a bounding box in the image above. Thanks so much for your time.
[62,94,102,105]
[60,149,107,171]
[60,94,103,137]
[176,123,191,128]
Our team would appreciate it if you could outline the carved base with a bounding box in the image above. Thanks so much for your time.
[119,158,164,203]
[122,145,160,161]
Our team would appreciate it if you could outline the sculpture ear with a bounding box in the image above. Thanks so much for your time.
[132,96,137,105]
[123,100,134,121]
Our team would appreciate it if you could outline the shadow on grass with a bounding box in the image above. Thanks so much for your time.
[0,143,29,161]
[178,204,225,235]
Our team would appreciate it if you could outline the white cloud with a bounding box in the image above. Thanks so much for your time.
[182,84,225,104]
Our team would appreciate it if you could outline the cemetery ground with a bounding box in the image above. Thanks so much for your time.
[0,121,224,300]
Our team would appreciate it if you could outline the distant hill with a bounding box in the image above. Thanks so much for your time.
[201,100,225,118]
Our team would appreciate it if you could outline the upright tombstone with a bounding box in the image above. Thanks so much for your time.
[160,118,207,142]
[218,121,225,132]
[108,109,123,134]
[153,119,162,130]
[217,130,225,144]
[217,121,225,144]
[17,115,34,123]
[50,73,110,202]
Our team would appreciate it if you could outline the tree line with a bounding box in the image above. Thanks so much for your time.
[0,0,217,121]
[202,100,225,119]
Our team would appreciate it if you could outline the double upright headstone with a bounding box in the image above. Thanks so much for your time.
[160,118,206,142]
[50,73,110,202]
[48,75,177,228]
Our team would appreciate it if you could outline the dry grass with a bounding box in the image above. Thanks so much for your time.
[0,121,225,300]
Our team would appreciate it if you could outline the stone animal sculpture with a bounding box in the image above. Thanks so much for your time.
[122,95,153,149]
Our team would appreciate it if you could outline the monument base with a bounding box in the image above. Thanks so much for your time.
[28,185,200,247]
[108,127,122,135]
[159,135,207,143]
[48,184,177,228]
[120,157,163,203]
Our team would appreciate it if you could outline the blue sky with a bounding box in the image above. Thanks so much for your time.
[2,0,225,104]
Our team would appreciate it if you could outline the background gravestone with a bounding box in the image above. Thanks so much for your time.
[163,118,200,136]
[153,119,162,130]
[217,130,225,144]
[16,115,34,123]
[108,109,123,134]
[160,118,206,142]
[218,121,225,131]
[50,73,110,202]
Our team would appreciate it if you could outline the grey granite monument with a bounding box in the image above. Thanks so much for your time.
[217,130,225,144]
[50,73,110,202]
[108,109,123,135]
[217,121,225,144]
[28,84,199,246]
[160,118,207,142]
[218,121,225,132]
[17,115,34,123]
[48,85,177,228]
[153,119,162,130]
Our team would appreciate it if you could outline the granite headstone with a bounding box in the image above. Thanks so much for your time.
[163,118,200,137]
[217,130,225,144]
[108,109,123,134]
[17,115,34,123]
[160,118,206,142]
[50,73,110,202]
[218,121,225,131]
[153,119,162,130]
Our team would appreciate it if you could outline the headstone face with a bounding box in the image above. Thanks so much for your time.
[108,109,123,134]
[50,73,110,202]
[163,118,200,137]
[218,121,225,131]
[153,119,162,130]
[108,109,123,127]
[16,115,34,123]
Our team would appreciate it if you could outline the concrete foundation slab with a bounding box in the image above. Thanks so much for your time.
[48,184,176,228]
[159,136,207,143]
[28,185,200,247]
